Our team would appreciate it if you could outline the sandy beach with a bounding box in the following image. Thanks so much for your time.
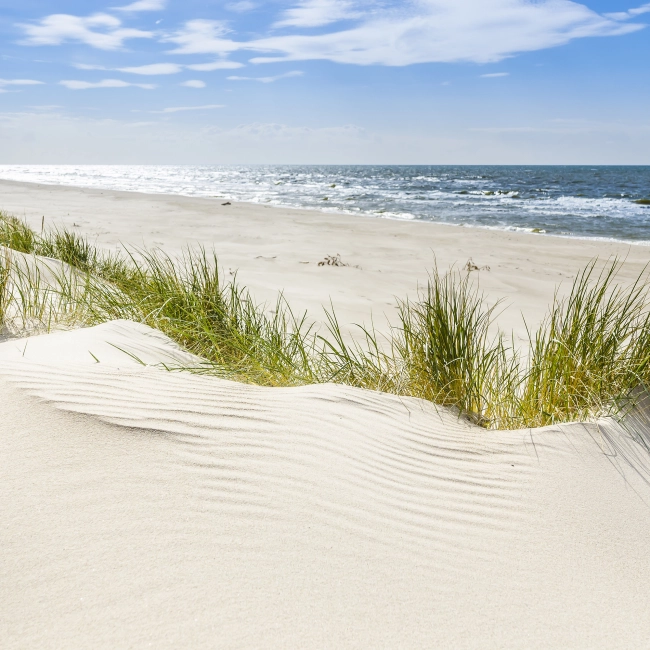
[2,178,649,339]
[3,180,650,648]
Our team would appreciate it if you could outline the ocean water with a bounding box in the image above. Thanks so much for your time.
[1,164,649,244]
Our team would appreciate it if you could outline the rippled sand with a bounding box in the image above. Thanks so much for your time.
[2,321,650,648]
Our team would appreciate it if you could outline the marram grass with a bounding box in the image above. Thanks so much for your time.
[2,211,650,430]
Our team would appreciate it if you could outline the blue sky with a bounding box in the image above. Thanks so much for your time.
[1,0,649,164]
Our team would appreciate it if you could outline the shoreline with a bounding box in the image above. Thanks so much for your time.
[2,177,649,340]
[2,174,649,248]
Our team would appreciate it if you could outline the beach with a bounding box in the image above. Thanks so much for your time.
[2,179,650,648]
[2,178,649,339]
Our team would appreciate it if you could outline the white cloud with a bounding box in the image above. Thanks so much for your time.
[167,1,646,66]
[275,0,361,28]
[226,70,304,83]
[14,1,650,74]
[181,80,206,88]
[165,20,240,56]
[74,63,184,75]
[0,79,44,86]
[18,13,152,51]
[112,0,166,11]
[73,63,109,70]
[629,3,650,15]
[605,3,650,19]
[60,78,156,90]
[73,61,242,76]
[226,1,257,12]
[119,63,183,75]
[148,104,224,113]
[186,60,244,71]
[480,72,509,78]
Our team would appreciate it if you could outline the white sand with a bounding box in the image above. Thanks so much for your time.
[2,178,649,340]
[2,321,650,648]
[2,181,650,648]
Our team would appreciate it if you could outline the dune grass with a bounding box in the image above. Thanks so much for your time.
[394,269,520,428]
[0,212,319,385]
[2,210,650,430]
[517,262,650,428]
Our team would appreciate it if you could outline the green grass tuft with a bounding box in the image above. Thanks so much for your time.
[518,261,650,428]
[394,268,517,427]
[2,211,650,430]
[0,213,37,254]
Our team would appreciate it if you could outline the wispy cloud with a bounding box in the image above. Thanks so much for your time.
[480,72,509,78]
[629,2,650,15]
[145,104,224,113]
[226,70,303,83]
[274,0,361,28]
[14,2,650,72]
[119,63,183,75]
[0,78,44,86]
[111,0,167,12]
[19,13,152,50]
[186,60,244,71]
[165,20,239,56]
[166,1,646,66]
[60,78,156,90]
[226,1,257,13]
[605,3,650,20]
[73,61,237,75]
[73,63,109,71]
[72,60,244,82]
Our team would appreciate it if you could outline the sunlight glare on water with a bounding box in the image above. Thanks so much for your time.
[1,164,649,243]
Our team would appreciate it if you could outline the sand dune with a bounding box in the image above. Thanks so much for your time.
[2,320,650,648]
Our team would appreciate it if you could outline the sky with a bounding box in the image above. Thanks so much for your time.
[0,0,649,164]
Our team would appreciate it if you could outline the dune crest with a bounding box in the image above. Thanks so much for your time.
[2,321,650,648]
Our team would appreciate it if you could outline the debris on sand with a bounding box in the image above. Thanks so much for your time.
[464,258,490,272]
[318,253,361,269]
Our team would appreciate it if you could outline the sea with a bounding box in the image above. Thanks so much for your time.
[1,165,649,244]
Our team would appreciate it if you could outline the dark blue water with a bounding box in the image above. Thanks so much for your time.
[2,165,649,243]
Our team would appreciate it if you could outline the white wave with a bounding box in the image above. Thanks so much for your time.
[0,164,647,243]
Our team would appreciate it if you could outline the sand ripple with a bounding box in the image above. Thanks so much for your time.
[2,322,650,648]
